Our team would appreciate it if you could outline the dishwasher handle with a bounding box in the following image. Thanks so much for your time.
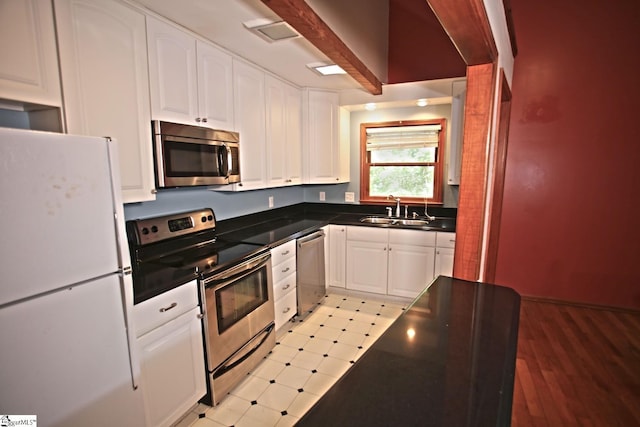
[297,230,325,247]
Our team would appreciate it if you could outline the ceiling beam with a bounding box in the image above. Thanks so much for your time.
[260,0,383,95]
[426,0,498,64]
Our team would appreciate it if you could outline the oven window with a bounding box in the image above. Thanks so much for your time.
[215,266,269,333]
[164,140,224,177]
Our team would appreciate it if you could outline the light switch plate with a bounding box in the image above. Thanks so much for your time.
[268,196,274,208]
[319,191,326,201]
[345,192,355,202]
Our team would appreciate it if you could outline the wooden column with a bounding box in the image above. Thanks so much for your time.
[452,63,496,281]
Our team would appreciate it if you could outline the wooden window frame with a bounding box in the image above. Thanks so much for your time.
[359,118,446,206]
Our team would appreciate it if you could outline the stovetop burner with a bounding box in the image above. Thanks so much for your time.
[126,208,268,304]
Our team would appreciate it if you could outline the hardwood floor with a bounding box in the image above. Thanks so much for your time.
[511,299,640,426]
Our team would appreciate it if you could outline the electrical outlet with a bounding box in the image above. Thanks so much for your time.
[319,191,326,201]
[268,196,274,208]
[345,192,355,203]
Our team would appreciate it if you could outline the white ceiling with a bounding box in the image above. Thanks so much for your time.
[132,0,365,91]
[131,0,462,107]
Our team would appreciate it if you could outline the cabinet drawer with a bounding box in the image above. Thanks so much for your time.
[389,229,436,246]
[133,280,199,337]
[273,271,297,302]
[272,256,297,284]
[270,240,296,266]
[436,232,456,248]
[274,288,297,330]
[347,225,388,243]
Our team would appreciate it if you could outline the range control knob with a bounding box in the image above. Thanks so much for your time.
[141,227,149,235]
[151,226,158,233]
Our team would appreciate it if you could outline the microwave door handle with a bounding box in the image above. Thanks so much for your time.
[218,144,229,181]
[222,143,232,182]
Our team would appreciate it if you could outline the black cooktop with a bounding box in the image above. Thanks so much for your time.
[130,234,267,304]
[126,208,270,304]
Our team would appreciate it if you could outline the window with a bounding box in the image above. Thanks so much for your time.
[360,119,446,205]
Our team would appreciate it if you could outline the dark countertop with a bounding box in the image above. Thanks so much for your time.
[297,276,521,427]
[217,203,457,247]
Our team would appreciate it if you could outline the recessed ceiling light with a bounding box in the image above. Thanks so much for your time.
[307,62,347,76]
[243,19,300,43]
[416,99,428,107]
[365,103,376,111]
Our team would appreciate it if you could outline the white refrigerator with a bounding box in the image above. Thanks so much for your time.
[0,127,146,426]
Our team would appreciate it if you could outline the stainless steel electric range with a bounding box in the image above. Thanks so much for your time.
[126,208,276,406]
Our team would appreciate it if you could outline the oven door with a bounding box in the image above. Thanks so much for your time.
[203,252,274,370]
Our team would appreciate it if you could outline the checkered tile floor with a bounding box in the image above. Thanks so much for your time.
[174,290,409,427]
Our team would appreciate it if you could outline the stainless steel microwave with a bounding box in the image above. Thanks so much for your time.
[152,120,240,187]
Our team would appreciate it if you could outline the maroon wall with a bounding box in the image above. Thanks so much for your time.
[388,0,466,83]
[495,0,640,309]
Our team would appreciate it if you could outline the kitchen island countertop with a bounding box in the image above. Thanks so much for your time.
[297,275,520,427]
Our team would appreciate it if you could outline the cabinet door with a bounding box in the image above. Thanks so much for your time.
[137,306,206,427]
[328,225,346,288]
[54,0,155,203]
[197,40,234,130]
[435,247,455,278]
[146,16,198,125]
[285,84,303,185]
[388,244,435,298]
[265,75,287,187]
[303,89,340,184]
[346,239,388,295]
[0,0,61,106]
[233,59,267,190]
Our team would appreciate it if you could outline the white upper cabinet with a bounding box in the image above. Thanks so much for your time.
[197,41,234,130]
[265,75,302,187]
[232,59,267,190]
[54,0,155,203]
[146,16,234,131]
[0,0,61,107]
[302,89,349,184]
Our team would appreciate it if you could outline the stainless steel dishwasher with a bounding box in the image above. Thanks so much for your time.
[296,230,326,316]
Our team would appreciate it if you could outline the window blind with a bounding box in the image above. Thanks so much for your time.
[365,124,442,150]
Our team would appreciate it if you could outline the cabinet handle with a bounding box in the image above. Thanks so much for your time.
[282,283,291,290]
[286,179,292,182]
[202,118,207,123]
[197,313,204,319]
[195,117,201,122]
[159,302,177,312]
[283,307,291,314]
[282,250,290,255]
[450,240,455,243]
[282,267,290,273]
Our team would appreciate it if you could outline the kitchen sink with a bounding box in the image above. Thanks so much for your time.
[359,216,396,224]
[359,216,455,230]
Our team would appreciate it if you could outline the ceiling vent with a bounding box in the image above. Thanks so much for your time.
[243,19,300,43]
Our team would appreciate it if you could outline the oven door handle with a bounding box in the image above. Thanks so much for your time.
[212,323,275,380]
[205,252,270,288]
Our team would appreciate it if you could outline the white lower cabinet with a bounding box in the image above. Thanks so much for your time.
[387,229,436,298]
[343,225,454,299]
[271,240,297,330]
[134,281,206,427]
[435,232,456,277]
[328,224,346,288]
[345,227,389,295]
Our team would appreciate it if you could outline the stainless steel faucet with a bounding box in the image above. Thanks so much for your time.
[387,195,401,217]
